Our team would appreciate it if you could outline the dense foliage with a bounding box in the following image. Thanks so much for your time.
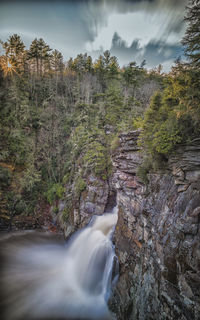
[0,35,161,221]
[1,0,199,221]
[138,0,200,180]
[140,65,200,156]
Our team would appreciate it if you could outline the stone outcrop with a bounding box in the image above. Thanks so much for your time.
[58,174,111,237]
[110,131,200,320]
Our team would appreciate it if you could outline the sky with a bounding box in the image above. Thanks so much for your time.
[0,0,188,71]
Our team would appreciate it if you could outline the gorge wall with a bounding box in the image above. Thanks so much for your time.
[57,130,200,319]
[110,131,200,320]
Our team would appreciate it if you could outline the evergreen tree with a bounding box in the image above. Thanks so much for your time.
[182,0,200,67]
[103,50,111,67]
[0,34,26,73]
[103,51,119,78]
[94,55,105,75]
[28,38,52,76]
[1,34,25,58]
[28,39,41,76]
[38,38,52,75]
[51,49,64,73]
[85,55,93,73]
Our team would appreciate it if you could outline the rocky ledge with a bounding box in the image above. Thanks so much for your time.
[110,131,200,320]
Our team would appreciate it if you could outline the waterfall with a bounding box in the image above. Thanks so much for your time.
[0,208,118,320]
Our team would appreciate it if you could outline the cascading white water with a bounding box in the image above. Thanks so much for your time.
[0,208,118,320]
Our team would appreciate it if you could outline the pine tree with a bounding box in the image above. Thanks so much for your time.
[51,50,64,73]
[182,0,200,67]
[85,56,93,73]
[1,34,25,58]
[107,56,119,79]
[38,38,51,75]
[0,34,26,73]
[103,50,111,67]
[28,38,51,76]
[28,39,40,76]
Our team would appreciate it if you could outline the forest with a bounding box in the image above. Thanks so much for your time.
[0,0,200,229]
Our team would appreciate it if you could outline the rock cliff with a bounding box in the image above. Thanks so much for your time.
[110,131,200,320]
[58,174,112,237]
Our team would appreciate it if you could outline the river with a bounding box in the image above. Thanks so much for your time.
[0,208,118,320]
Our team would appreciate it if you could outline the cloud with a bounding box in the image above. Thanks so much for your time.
[0,1,99,57]
[0,0,187,70]
[109,32,184,69]
[85,0,187,25]
[86,0,187,48]
[84,0,186,70]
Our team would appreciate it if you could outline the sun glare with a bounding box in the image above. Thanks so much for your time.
[0,56,17,76]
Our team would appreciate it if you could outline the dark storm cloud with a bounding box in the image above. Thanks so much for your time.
[85,0,187,37]
[84,0,187,69]
[110,32,184,68]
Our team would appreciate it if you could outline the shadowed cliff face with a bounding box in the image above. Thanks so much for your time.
[58,175,111,238]
[110,131,200,320]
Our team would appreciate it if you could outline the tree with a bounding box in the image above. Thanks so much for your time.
[51,50,64,92]
[103,50,111,67]
[28,39,40,76]
[182,0,200,67]
[0,34,26,74]
[94,55,105,75]
[107,56,119,79]
[28,38,52,76]
[38,38,52,75]
[70,53,90,74]
[103,51,119,79]
[85,55,93,73]
[1,34,25,59]
[51,50,64,72]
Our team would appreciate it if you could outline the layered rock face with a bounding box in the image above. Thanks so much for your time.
[111,131,200,320]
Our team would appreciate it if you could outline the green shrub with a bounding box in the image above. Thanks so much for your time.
[0,150,9,162]
[15,199,27,215]
[137,153,167,184]
[45,183,65,205]
[62,207,71,221]
[8,129,29,165]
[140,67,200,161]
[152,119,182,154]
[133,116,144,129]
[0,166,11,188]
[83,140,111,177]
[110,136,120,152]
[74,177,86,198]
[136,157,152,184]
[63,172,71,184]
[21,165,41,192]
[53,206,59,214]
